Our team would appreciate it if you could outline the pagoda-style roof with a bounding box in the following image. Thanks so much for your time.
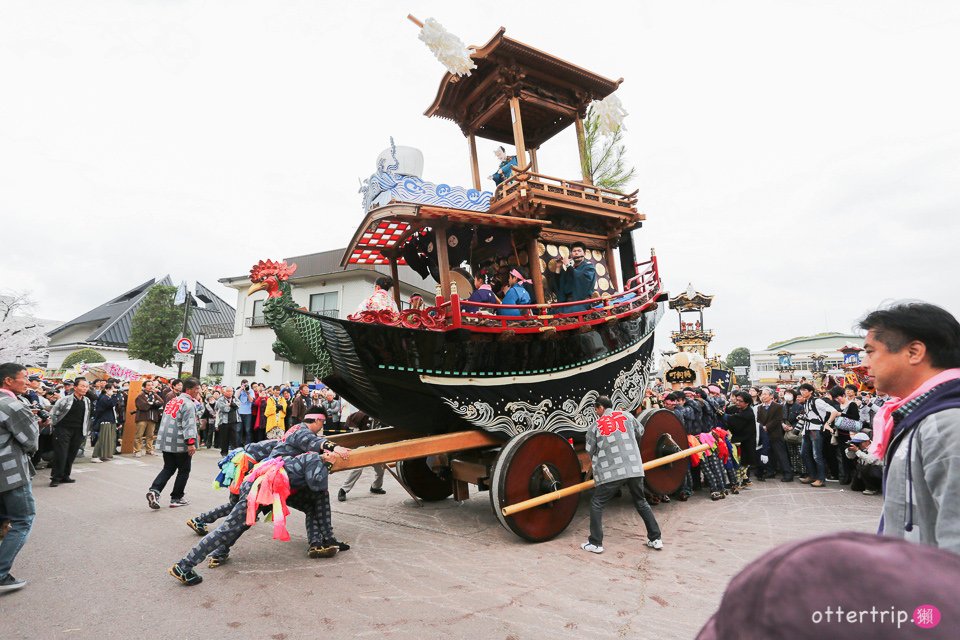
[668,284,714,311]
[425,28,622,147]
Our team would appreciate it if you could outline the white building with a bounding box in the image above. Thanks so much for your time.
[201,248,435,387]
[749,332,863,386]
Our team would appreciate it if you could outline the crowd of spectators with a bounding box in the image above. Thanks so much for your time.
[644,379,886,499]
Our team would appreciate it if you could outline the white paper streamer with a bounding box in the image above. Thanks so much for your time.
[418,18,477,77]
[591,94,628,135]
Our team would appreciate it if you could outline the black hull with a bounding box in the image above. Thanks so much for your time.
[303,303,663,440]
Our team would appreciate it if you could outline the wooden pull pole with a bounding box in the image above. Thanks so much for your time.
[407,14,424,28]
[500,443,710,517]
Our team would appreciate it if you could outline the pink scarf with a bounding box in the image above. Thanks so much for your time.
[870,368,960,459]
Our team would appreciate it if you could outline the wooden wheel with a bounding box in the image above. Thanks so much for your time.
[636,408,688,495]
[396,456,453,502]
[491,431,581,542]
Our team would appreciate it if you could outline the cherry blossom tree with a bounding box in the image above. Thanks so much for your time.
[0,292,50,366]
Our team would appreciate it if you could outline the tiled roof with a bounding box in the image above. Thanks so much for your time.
[47,277,236,347]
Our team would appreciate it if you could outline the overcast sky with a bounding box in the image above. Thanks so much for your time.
[2,0,958,357]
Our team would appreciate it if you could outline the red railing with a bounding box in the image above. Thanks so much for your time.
[444,255,661,334]
[348,256,662,333]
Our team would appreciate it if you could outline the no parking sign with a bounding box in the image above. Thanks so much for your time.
[175,337,193,354]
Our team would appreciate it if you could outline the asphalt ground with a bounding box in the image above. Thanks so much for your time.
[2,449,879,640]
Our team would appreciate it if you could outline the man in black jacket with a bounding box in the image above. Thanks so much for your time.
[757,388,791,481]
[725,391,758,481]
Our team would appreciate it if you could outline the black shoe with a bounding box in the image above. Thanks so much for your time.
[60,477,76,484]
[49,480,59,487]
[325,538,350,552]
[369,487,386,495]
[781,477,794,482]
[337,488,347,502]
[186,518,208,536]
[146,490,161,510]
[168,564,203,586]
[207,554,229,568]
[308,544,338,559]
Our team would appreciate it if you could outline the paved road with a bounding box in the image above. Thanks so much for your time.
[2,450,879,639]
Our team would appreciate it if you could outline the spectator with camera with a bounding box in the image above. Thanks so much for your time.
[215,386,241,455]
[797,382,839,488]
[844,432,882,495]
[0,363,39,593]
[236,379,253,446]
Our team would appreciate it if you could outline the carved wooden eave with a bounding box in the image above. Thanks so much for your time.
[425,28,622,148]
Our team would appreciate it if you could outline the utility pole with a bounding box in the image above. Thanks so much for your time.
[176,283,192,379]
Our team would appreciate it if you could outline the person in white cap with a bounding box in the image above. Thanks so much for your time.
[845,432,883,495]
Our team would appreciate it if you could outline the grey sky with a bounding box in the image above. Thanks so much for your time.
[2,1,958,358]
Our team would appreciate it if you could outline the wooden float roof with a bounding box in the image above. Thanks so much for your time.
[425,28,622,148]
[341,203,551,267]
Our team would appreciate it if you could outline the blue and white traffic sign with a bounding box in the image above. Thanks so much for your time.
[176,337,194,354]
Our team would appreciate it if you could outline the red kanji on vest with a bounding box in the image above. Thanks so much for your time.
[164,398,185,418]
[597,411,628,437]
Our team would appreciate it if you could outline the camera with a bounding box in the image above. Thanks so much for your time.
[31,402,50,422]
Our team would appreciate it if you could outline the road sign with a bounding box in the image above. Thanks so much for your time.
[734,366,748,376]
[175,337,193,354]
[173,353,189,363]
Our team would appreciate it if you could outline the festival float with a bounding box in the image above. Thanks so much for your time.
[248,17,702,541]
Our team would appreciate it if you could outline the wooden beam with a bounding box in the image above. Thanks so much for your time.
[450,459,489,485]
[509,96,527,165]
[468,134,482,191]
[574,114,592,185]
[120,380,143,454]
[328,430,502,473]
[527,236,545,305]
[325,426,418,449]
[605,239,620,292]
[529,147,539,174]
[434,223,452,299]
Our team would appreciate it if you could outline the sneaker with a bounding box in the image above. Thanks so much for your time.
[324,538,350,552]
[169,498,190,508]
[207,554,229,568]
[146,490,161,510]
[0,574,26,592]
[186,518,208,536]
[337,488,347,502]
[168,564,202,586]
[308,544,338,559]
[863,489,878,496]
[580,542,604,554]
[135,451,143,458]
[90,458,103,464]
[646,538,664,551]
[369,487,386,495]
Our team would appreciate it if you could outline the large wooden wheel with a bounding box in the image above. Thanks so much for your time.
[396,456,453,502]
[491,431,582,542]
[636,408,688,495]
